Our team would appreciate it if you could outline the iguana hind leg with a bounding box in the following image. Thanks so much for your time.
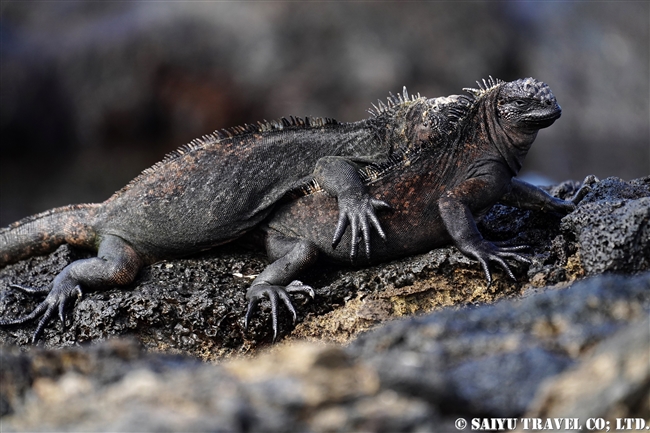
[0,234,142,342]
[245,233,318,341]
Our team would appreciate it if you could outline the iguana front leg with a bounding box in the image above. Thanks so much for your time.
[314,156,390,261]
[499,176,595,213]
[245,232,318,341]
[438,178,531,285]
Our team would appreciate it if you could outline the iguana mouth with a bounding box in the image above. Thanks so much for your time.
[522,106,562,128]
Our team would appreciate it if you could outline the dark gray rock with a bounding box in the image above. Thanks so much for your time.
[447,347,572,416]
[0,244,269,356]
[561,176,650,275]
[0,339,440,432]
[525,317,650,422]
[2,274,647,432]
[348,272,650,418]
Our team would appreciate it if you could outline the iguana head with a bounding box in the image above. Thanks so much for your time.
[496,77,561,130]
[463,76,562,175]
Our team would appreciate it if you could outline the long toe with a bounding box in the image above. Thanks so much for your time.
[9,284,50,294]
[332,213,349,249]
[244,298,261,330]
[267,289,280,342]
[361,218,372,260]
[277,290,297,324]
[476,256,493,287]
[32,303,57,343]
[493,256,516,280]
[0,301,48,326]
[349,217,360,262]
[286,280,315,298]
[368,210,387,242]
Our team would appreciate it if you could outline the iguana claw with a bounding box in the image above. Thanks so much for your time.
[571,175,599,205]
[331,193,391,262]
[0,283,83,343]
[462,242,531,286]
[244,280,314,341]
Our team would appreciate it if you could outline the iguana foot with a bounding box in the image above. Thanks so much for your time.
[542,175,600,215]
[331,192,391,262]
[461,241,531,286]
[0,282,82,343]
[244,280,315,341]
[571,175,599,205]
[544,174,599,214]
[0,235,141,343]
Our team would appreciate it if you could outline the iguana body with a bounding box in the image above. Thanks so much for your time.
[1,117,386,264]
[0,77,576,342]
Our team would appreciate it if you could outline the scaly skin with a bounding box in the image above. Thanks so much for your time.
[246,78,589,339]
[0,77,586,342]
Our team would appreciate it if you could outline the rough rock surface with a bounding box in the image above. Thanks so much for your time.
[524,317,650,423]
[1,176,649,431]
[348,273,650,419]
[561,177,650,275]
[1,274,648,432]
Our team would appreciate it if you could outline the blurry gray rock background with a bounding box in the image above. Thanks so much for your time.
[1,2,648,225]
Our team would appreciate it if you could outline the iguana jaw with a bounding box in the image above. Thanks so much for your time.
[520,104,562,129]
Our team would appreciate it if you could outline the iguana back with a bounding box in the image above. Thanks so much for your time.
[1,117,388,264]
[98,118,382,259]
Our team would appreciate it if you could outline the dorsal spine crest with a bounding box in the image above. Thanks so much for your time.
[463,75,504,98]
[367,86,423,117]
[117,116,339,195]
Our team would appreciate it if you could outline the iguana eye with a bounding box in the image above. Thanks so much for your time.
[513,99,527,107]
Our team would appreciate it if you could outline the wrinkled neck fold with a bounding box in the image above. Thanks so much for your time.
[476,96,536,176]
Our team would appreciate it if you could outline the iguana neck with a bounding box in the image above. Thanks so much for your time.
[474,92,537,176]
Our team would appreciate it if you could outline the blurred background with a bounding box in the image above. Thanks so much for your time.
[1,2,648,226]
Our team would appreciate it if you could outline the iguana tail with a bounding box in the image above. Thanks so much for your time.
[0,204,100,267]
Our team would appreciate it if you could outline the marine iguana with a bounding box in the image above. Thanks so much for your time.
[0,77,579,342]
